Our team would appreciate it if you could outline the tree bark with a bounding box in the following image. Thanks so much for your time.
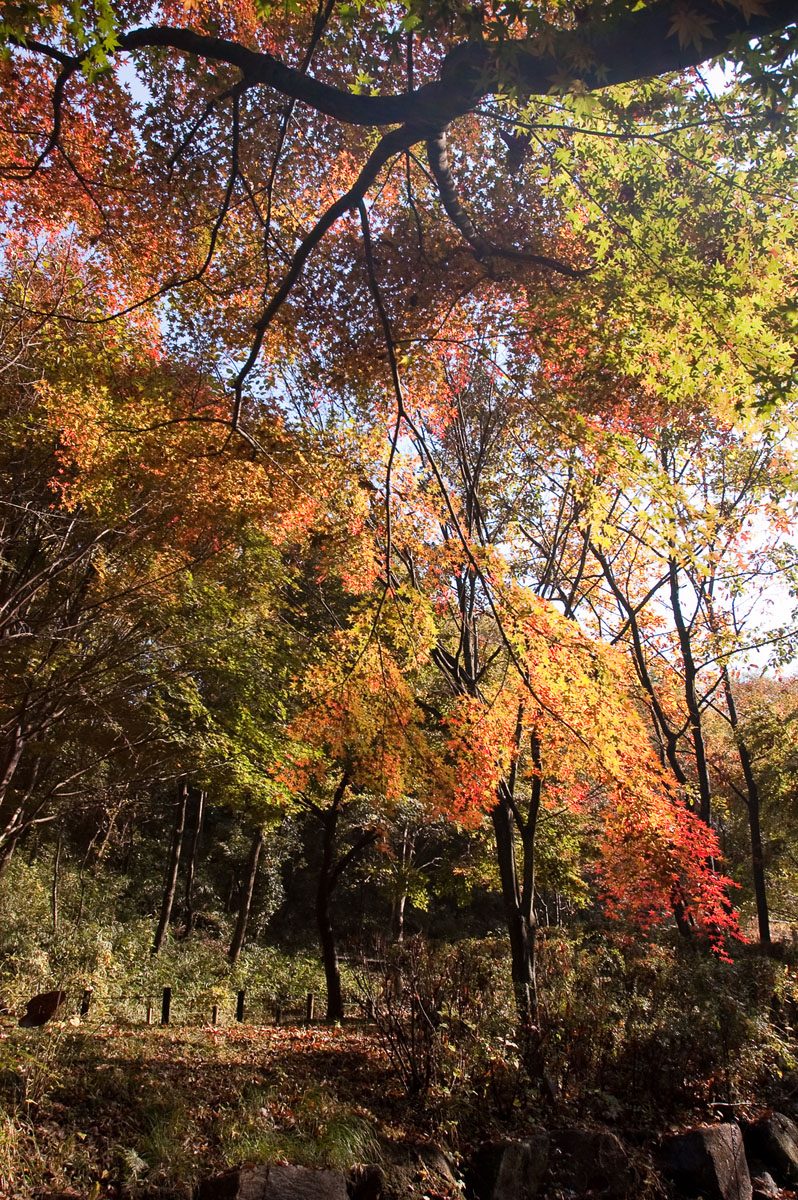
[0,830,19,879]
[491,789,536,1031]
[390,822,414,944]
[52,830,62,933]
[720,665,770,945]
[182,787,205,937]
[114,2,798,131]
[316,776,348,1022]
[668,552,713,824]
[228,825,263,965]
[310,772,378,1021]
[152,780,188,955]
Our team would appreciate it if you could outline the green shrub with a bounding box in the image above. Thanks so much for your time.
[536,929,798,1117]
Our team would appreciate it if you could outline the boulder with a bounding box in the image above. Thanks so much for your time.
[743,1113,798,1187]
[379,1143,460,1199]
[550,1129,636,1198]
[19,989,66,1028]
[660,1124,752,1200]
[194,1165,350,1200]
[465,1135,549,1199]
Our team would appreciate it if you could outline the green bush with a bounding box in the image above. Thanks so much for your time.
[536,929,798,1118]
[0,855,328,1027]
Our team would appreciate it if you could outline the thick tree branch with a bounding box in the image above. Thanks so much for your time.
[111,0,798,129]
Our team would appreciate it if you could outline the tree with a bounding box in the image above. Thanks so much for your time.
[3,0,797,439]
[569,421,796,945]
[3,0,795,1045]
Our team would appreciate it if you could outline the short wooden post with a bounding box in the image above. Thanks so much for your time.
[305,992,315,1022]
[275,1002,282,1025]
[161,986,171,1026]
[80,988,92,1017]
[211,1004,219,1026]
[146,1003,153,1026]
[236,989,245,1022]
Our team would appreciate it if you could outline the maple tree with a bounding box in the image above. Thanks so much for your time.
[534,414,798,945]
[3,0,798,1049]
[0,235,360,883]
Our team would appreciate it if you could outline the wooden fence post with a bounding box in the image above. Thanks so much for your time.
[211,1004,219,1026]
[146,1003,153,1026]
[236,989,245,1022]
[161,986,171,1026]
[305,992,315,1022]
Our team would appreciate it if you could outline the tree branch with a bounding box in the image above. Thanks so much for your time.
[426,129,590,277]
[110,0,798,130]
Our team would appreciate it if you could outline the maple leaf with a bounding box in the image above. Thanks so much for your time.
[726,0,771,18]
[667,3,716,49]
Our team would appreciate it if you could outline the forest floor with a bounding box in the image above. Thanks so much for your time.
[0,1019,463,1198]
[4,1004,798,1199]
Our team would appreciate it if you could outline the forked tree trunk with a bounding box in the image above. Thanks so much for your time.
[312,772,377,1021]
[228,826,263,965]
[491,795,536,1029]
[152,780,188,954]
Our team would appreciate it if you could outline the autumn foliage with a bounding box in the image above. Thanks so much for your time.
[3,0,798,1047]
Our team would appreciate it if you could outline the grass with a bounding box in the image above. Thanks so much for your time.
[0,1020,397,1198]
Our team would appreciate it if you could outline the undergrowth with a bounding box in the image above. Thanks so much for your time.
[1,852,797,1196]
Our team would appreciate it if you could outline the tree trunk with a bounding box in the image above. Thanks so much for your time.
[744,766,770,946]
[228,826,263,965]
[0,724,26,824]
[491,792,536,1031]
[317,796,345,1022]
[0,829,19,879]
[668,554,713,824]
[391,891,407,944]
[152,780,188,954]
[52,830,62,932]
[309,772,378,1022]
[182,788,205,937]
[390,823,413,944]
[720,665,770,944]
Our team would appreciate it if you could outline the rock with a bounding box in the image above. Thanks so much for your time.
[751,1169,780,1200]
[19,989,67,1028]
[550,1129,636,1197]
[379,1143,460,1199]
[197,1146,456,1200]
[194,1165,350,1200]
[349,1164,384,1200]
[465,1135,549,1199]
[743,1113,798,1187]
[661,1124,752,1200]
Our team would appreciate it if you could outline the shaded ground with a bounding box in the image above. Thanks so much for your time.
[0,1020,414,1197]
